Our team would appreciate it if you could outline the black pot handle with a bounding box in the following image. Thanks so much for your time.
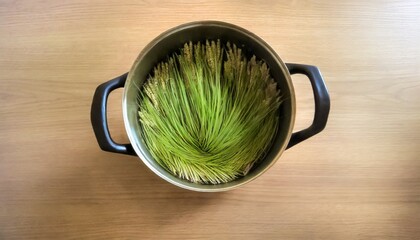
[285,63,330,149]
[91,73,136,155]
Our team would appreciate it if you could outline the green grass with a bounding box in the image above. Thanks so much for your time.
[138,40,282,184]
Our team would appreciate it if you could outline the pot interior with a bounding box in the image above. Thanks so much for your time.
[123,21,295,191]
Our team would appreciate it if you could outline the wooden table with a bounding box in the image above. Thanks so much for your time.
[1,1,419,239]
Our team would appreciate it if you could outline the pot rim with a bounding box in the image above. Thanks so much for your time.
[122,20,296,192]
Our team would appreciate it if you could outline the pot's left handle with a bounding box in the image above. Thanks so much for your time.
[91,73,136,155]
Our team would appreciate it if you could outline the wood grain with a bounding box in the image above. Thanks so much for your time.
[1,0,420,239]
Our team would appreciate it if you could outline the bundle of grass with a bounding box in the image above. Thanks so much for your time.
[138,40,282,184]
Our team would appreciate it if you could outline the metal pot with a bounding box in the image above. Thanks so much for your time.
[91,21,330,192]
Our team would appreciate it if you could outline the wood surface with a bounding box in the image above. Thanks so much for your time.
[1,0,419,239]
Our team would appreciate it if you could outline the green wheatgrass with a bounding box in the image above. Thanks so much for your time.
[138,40,282,184]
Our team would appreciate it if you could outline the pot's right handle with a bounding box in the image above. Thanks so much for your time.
[285,63,330,149]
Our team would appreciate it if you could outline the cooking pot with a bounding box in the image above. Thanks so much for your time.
[91,21,330,192]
